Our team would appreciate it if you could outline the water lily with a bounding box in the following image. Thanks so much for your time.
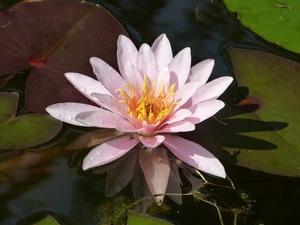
[46,34,233,205]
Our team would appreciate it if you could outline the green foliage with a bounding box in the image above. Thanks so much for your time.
[223,0,300,53]
[0,92,62,150]
[226,47,300,176]
[127,213,175,225]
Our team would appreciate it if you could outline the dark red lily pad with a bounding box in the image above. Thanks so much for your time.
[0,92,62,150]
[0,0,127,112]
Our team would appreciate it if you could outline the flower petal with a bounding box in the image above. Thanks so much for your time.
[117,35,138,76]
[65,72,112,104]
[164,108,192,125]
[155,120,195,134]
[90,93,122,114]
[190,76,233,105]
[139,147,171,205]
[151,34,173,69]
[187,99,225,124]
[163,135,226,178]
[189,59,215,85]
[139,135,165,148]
[82,135,139,170]
[75,109,130,129]
[137,43,158,82]
[174,81,202,111]
[168,47,191,89]
[90,57,126,97]
[123,61,144,97]
[46,102,100,127]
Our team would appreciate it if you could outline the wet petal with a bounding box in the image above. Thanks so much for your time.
[163,135,226,178]
[82,135,139,170]
[151,34,173,69]
[139,135,165,148]
[187,99,225,124]
[190,76,233,105]
[169,47,191,89]
[139,147,171,205]
[137,43,158,82]
[65,72,112,104]
[75,110,130,128]
[189,59,215,85]
[46,102,100,127]
[90,57,126,97]
[117,35,138,76]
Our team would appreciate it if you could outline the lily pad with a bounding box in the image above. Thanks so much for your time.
[0,92,62,150]
[0,0,127,112]
[17,211,64,225]
[224,47,300,176]
[223,0,300,53]
[127,213,175,225]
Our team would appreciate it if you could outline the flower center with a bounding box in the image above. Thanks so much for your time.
[118,75,178,124]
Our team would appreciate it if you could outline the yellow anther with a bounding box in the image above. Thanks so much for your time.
[118,75,178,125]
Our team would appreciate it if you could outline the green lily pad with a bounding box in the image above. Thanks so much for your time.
[17,211,64,225]
[33,215,60,225]
[0,92,62,150]
[127,213,175,225]
[224,47,300,176]
[223,0,300,53]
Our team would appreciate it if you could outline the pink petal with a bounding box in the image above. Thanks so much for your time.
[190,76,233,105]
[168,47,191,89]
[139,146,171,205]
[164,108,192,125]
[123,61,144,97]
[151,34,173,69]
[187,100,225,124]
[89,57,126,97]
[163,135,226,178]
[46,102,100,127]
[75,109,130,129]
[136,43,158,82]
[82,135,139,170]
[65,72,112,104]
[90,93,122,114]
[155,67,170,97]
[139,135,165,148]
[155,120,195,134]
[189,59,215,85]
[174,81,202,111]
[117,35,138,77]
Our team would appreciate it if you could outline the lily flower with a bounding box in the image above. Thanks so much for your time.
[46,34,233,205]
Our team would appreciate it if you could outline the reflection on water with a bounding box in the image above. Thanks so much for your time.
[1,0,300,224]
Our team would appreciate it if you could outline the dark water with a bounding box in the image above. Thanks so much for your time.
[1,0,300,224]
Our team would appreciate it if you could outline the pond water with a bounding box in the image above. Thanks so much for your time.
[1,0,300,225]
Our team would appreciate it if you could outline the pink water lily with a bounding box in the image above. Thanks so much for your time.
[46,34,233,204]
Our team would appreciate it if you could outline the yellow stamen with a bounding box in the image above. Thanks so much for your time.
[118,75,178,124]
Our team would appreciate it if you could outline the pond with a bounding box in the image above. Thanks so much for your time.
[0,0,300,225]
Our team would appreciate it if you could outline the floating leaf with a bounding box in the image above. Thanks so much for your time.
[127,213,175,225]
[223,0,300,53]
[223,47,300,176]
[0,92,62,149]
[0,0,127,112]
[17,211,64,225]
